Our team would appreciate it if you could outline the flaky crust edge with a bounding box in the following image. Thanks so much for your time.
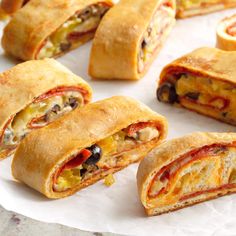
[2,0,113,60]
[137,132,236,215]
[216,14,236,51]
[176,1,236,18]
[89,0,176,80]
[0,58,92,160]
[159,47,236,85]
[12,96,168,198]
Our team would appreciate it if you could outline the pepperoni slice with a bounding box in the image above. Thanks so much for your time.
[124,122,156,136]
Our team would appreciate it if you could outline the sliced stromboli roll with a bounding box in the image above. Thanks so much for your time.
[176,0,236,18]
[217,14,236,51]
[0,59,92,160]
[137,132,236,216]
[12,96,168,199]
[2,0,113,60]
[89,0,176,80]
[1,0,29,14]
[157,47,236,125]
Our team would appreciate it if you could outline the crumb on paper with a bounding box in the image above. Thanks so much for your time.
[104,174,115,187]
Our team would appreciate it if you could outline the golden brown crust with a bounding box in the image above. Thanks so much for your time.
[176,1,236,18]
[145,186,236,216]
[0,59,92,160]
[217,14,236,51]
[159,47,236,85]
[89,0,176,80]
[0,59,92,133]
[137,132,236,215]
[12,96,168,199]
[2,0,113,60]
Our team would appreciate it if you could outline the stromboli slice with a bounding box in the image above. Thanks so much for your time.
[89,0,176,80]
[217,14,236,51]
[157,47,236,125]
[12,96,168,199]
[2,0,113,60]
[176,0,236,18]
[0,59,92,160]
[1,0,29,14]
[137,132,236,216]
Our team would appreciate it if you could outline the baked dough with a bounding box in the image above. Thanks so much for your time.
[2,0,113,60]
[1,0,29,14]
[137,132,236,216]
[157,47,236,125]
[89,0,176,80]
[177,0,236,18]
[12,96,168,199]
[217,14,236,51]
[0,59,92,160]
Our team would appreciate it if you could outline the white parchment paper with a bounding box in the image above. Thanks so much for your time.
[0,9,236,236]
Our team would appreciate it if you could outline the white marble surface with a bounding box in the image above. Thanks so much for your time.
[0,205,121,236]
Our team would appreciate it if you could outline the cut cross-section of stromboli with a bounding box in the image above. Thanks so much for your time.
[176,0,236,18]
[1,0,29,14]
[89,0,176,80]
[137,132,236,216]
[157,47,236,125]
[2,0,113,60]
[217,14,236,51]
[0,59,92,160]
[12,96,168,199]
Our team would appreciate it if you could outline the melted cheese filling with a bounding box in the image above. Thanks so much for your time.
[176,74,236,123]
[37,3,110,59]
[0,91,83,152]
[54,126,160,192]
[138,1,175,72]
[149,146,236,207]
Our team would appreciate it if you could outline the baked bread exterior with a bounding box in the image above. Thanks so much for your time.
[137,132,236,216]
[89,0,176,80]
[12,96,168,199]
[217,14,236,51]
[0,59,92,160]
[1,0,29,14]
[176,0,236,18]
[2,0,113,60]
[156,47,236,125]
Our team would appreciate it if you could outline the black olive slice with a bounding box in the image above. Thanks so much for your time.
[185,92,200,100]
[51,104,61,113]
[80,168,87,177]
[156,82,178,104]
[141,40,147,49]
[85,144,102,165]
[69,97,78,109]
[60,42,71,52]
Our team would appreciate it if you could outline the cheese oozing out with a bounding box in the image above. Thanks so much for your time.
[157,73,236,124]
[0,90,84,154]
[54,123,160,192]
[148,145,236,207]
[138,1,175,73]
[37,3,110,59]
[176,74,236,123]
